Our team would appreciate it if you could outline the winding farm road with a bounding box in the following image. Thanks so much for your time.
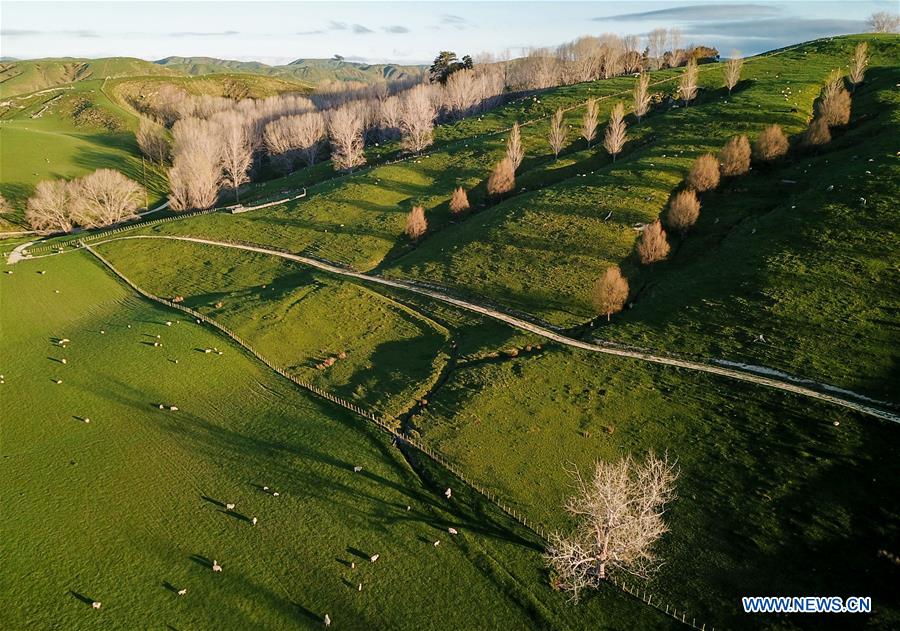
[95,234,900,424]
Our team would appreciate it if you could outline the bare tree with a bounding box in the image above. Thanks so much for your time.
[136,119,170,166]
[378,95,402,140]
[25,179,75,233]
[718,135,751,176]
[686,154,720,192]
[630,74,651,127]
[214,111,253,203]
[802,116,831,147]
[752,124,789,162]
[669,27,685,67]
[487,157,515,196]
[666,190,701,235]
[636,219,670,265]
[724,51,743,94]
[581,99,599,148]
[405,205,427,241]
[848,42,869,89]
[545,452,678,601]
[169,117,223,210]
[818,73,851,127]
[678,58,699,106]
[647,29,668,70]
[400,84,436,153]
[592,266,629,321]
[328,105,366,171]
[868,11,900,33]
[548,108,567,159]
[449,186,470,214]
[603,102,627,162]
[622,35,643,73]
[70,169,143,228]
[506,122,524,171]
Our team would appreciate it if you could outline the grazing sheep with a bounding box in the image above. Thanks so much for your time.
[169,406,178,411]
[353,466,362,473]
[358,583,362,592]
[127,325,131,329]
[100,330,105,335]
[369,554,379,563]
[251,517,258,526]
[165,321,173,326]
[350,562,355,569]
[406,506,411,511]
[226,503,235,510]
[91,601,101,609]
[212,560,222,572]
[433,540,440,547]
[55,379,63,384]
[61,358,67,364]
[444,488,452,499]
[272,492,279,497]
[204,349,212,354]
[448,527,458,535]
[158,404,165,409]
[156,335,161,339]
[153,342,161,347]
[263,486,269,491]
[177,588,187,596]
[84,418,91,424]
[324,614,331,627]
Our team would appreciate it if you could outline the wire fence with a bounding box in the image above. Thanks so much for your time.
[84,242,718,630]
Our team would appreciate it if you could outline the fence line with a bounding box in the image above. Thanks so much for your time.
[84,242,716,631]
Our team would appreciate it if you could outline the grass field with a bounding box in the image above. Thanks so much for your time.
[0,252,673,630]
[94,237,453,418]
[5,33,898,631]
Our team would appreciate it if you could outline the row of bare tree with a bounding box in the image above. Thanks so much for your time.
[25,169,144,233]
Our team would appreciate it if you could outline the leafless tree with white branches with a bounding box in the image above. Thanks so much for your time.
[213,111,253,203]
[506,122,524,171]
[868,11,899,33]
[581,99,599,148]
[679,58,699,105]
[633,73,651,123]
[328,105,366,171]
[136,118,170,166]
[70,169,144,228]
[548,108,567,159]
[724,51,743,94]
[545,452,678,601]
[169,117,224,210]
[25,179,76,233]
[603,102,627,161]
[399,84,436,153]
[647,28,668,70]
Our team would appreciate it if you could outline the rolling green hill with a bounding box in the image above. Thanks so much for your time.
[0,57,177,99]
[155,55,425,83]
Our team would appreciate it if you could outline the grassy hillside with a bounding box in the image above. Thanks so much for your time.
[0,57,177,99]
[156,55,425,83]
[0,251,670,630]
[124,34,898,397]
[0,79,168,228]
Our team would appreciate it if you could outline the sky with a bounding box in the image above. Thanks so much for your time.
[0,1,894,65]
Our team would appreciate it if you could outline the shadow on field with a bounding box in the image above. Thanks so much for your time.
[69,590,95,606]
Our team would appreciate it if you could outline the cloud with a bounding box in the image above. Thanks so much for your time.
[440,14,471,30]
[352,24,374,34]
[1,28,100,38]
[297,29,325,36]
[383,25,409,34]
[599,4,782,22]
[684,17,866,41]
[168,31,239,38]
[328,21,348,31]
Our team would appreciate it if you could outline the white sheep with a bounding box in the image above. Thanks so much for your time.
[55,379,63,384]
[324,614,331,627]
[444,488,452,499]
[433,540,440,547]
[353,466,362,473]
[91,601,101,609]
[369,554,379,563]
[61,358,67,364]
[177,588,187,596]
[166,321,173,326]
[448,527,458,535]
[272,492,279,497]
[226,503,235,510]
[357,583,362,592]
[212,560,222,572]
[169,406,178,411]
[251,517,258,526]
[263,486,269,491]
[84,418,91,424]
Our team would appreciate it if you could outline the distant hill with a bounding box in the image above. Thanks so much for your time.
[154,56,425,84]
[0,57,177,98]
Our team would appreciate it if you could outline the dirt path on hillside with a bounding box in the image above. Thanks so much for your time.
[93,234,900,424]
